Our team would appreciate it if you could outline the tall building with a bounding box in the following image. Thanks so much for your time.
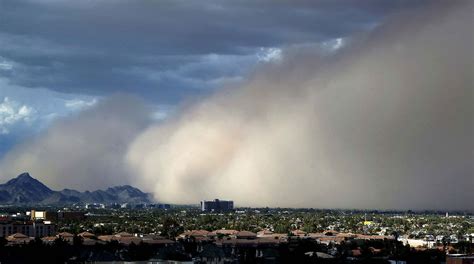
[201,199,234,212]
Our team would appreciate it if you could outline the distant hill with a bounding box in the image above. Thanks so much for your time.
[0,173,153,205]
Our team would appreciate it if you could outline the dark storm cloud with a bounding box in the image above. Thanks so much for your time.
[0,0,427,103]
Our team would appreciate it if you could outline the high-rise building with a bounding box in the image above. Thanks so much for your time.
[201,199,234,212]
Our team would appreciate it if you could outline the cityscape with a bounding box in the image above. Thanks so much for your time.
[0,0,472,263]
[0,173,472,263]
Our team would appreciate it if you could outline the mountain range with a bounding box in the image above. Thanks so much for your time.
[0,173,153,205]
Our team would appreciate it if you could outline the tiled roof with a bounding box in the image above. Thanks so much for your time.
[41,236,57,242]
[190,230,210,237]
[78,231,95,238]
[115,232,133,237]
[292,229,307,235]
[215,229,238,235]
[7,233,32,244]
[58,232,74,237]
[8,233,28,239]
[98,235,115,242]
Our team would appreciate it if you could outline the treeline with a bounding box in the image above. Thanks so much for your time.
[0,236,167,263]
[0,236,470,263]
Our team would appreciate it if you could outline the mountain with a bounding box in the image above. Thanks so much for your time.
[58,185,152,204]
[0,173,153,205]
[0,173,54,203]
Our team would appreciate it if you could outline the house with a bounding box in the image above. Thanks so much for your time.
[78,231,95,239]
[58,232,74,239]
[6,233,32,244]
[235,231,257,239]
[141,234,175,246]
[114,231,133,238]
[215,229,238,236]
[196,244,228,264]
[178,229,212,242]
[257,229,274,237]
[291,229,307,237]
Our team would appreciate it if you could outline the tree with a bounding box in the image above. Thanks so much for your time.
[162,216,184,238]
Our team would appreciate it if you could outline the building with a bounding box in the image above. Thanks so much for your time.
[201,199,234,212]
[6,233,33,244]
[0,219,55,237]
[29,210,47,220]
[446,254,474,264]
[57,211,86,221]
[158,204,171,209]
[29,210,58,221]
[85,203,105,209]
[33,221,56,237]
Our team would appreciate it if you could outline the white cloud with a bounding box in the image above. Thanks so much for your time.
[0,78,101,138]
[0,95,151,191]
[0,62,13,71]
[0,57,14,71]
[321,37,346,52]
[150,104,175,121]
[0,97,36,134]
[151,111,168,121]
[64,98,98,110]
[257,47,283,63]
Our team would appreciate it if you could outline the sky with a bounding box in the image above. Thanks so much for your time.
[0,0,472,210]
[0,0,423,142]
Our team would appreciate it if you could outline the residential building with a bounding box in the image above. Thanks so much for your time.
[0,219,55,237]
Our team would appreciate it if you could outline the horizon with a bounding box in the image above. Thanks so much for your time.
[1,171,473,213]
[0,1,472,210]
